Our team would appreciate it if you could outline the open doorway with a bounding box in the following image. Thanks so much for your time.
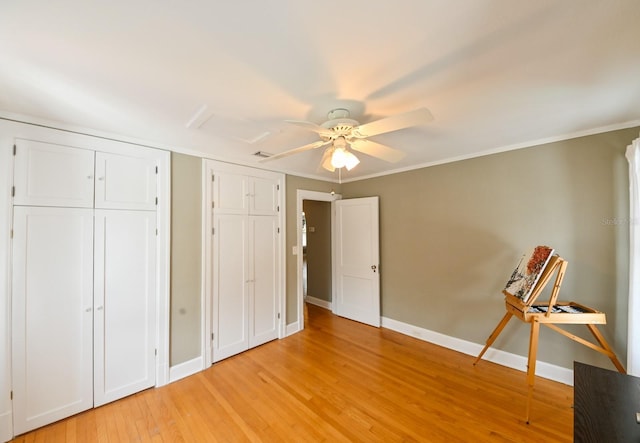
[302,200,332,312]
[296,190,341,331]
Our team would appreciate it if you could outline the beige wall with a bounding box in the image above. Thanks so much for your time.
[170,153,202,366]
[285,176,340,323]
[340,127,638,370]
[303,200,332,302]
[168,126,637,372]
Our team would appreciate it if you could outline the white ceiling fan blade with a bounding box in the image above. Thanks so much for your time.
[353,107,433,138]
[350,139,406,163]
[285,120,334,137]
[259,140,331,162]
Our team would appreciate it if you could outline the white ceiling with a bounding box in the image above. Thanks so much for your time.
[1,1,640,182]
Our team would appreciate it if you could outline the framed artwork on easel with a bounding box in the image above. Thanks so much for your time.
[504,245,554,303]
[474,246,625,424]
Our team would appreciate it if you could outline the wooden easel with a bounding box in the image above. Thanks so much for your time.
[473,255,626,423]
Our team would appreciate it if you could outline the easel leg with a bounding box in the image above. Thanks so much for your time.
[586,324,626,374]
[474,312,513,365]
[525,319,540,424]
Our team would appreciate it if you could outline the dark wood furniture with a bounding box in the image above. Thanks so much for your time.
[574,361,640,442]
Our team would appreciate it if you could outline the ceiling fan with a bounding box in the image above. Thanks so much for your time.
[260,107,434,172]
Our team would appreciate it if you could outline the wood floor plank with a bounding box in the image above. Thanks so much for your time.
[10,304,573,442]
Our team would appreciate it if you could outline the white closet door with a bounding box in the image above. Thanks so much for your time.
[249,216,279,347]
[12,206,94,435]
[94,210,156,407]
[250,177,279,216]
[213,172,249,214]
[94,151,157,210]
[13,139,94,208]
[212,214,249,362]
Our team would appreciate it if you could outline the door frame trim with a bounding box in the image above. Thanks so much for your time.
[296,190,341,331]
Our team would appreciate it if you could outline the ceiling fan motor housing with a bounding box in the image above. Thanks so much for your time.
[321,108,360,140]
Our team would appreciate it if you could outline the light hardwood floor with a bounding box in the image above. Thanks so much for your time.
[11,304,573,442]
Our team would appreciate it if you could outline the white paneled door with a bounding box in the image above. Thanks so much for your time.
[249,216,279,348]
[213,172,249,215]
[94,151,158,211]
[249,177,279,216]
[93,210,157,407]
[212,214,280,362]
[12,139,94,208]
[208,161,283,364]
[212,172,279,216]
[11,137,163,436]
[212,214,250,362]
[334,197,381,327]
[11,207,94,435]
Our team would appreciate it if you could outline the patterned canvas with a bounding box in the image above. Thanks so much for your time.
[504,246,555,302]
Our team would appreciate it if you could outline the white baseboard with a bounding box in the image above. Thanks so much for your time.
[286,321,300,337]
[169,356,205,383]
[0,409,12,443]
[381,316,573,386]
[305,296,332,310]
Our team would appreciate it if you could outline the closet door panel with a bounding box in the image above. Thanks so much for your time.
[212,214,249,362]
[13,139,94,208]
[95,151,157,210]
[213,172,248,214]
[94,210,156,407]
[250,177,278,216]
[249,216,279,347]
[11,207,94,435]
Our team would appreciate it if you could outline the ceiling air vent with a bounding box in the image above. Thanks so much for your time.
[253,151,273,158]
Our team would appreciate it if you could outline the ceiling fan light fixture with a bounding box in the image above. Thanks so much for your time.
[330,146,348,169]
[343,151,360,171]
[321,147,335,172]
[329,146,360,171]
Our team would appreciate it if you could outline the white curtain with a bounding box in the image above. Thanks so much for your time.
[626,135,640,376]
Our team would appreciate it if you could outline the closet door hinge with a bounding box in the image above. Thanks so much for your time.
[10,229,13,239]
[277,205,280,212]
[211,333,214,341]
[211,174,215,182]
[10,391,12,400]
[155,349,157,356]
[13,144,16,155]
[277,227,280,234]
[277,313,280,319]
[11,186,15,197]
[277,184,280,191]
[155,228,158,236]
[211,201,214,209]
[155,166,158,174]
[155,197,158,205]
[212,227,215,235]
